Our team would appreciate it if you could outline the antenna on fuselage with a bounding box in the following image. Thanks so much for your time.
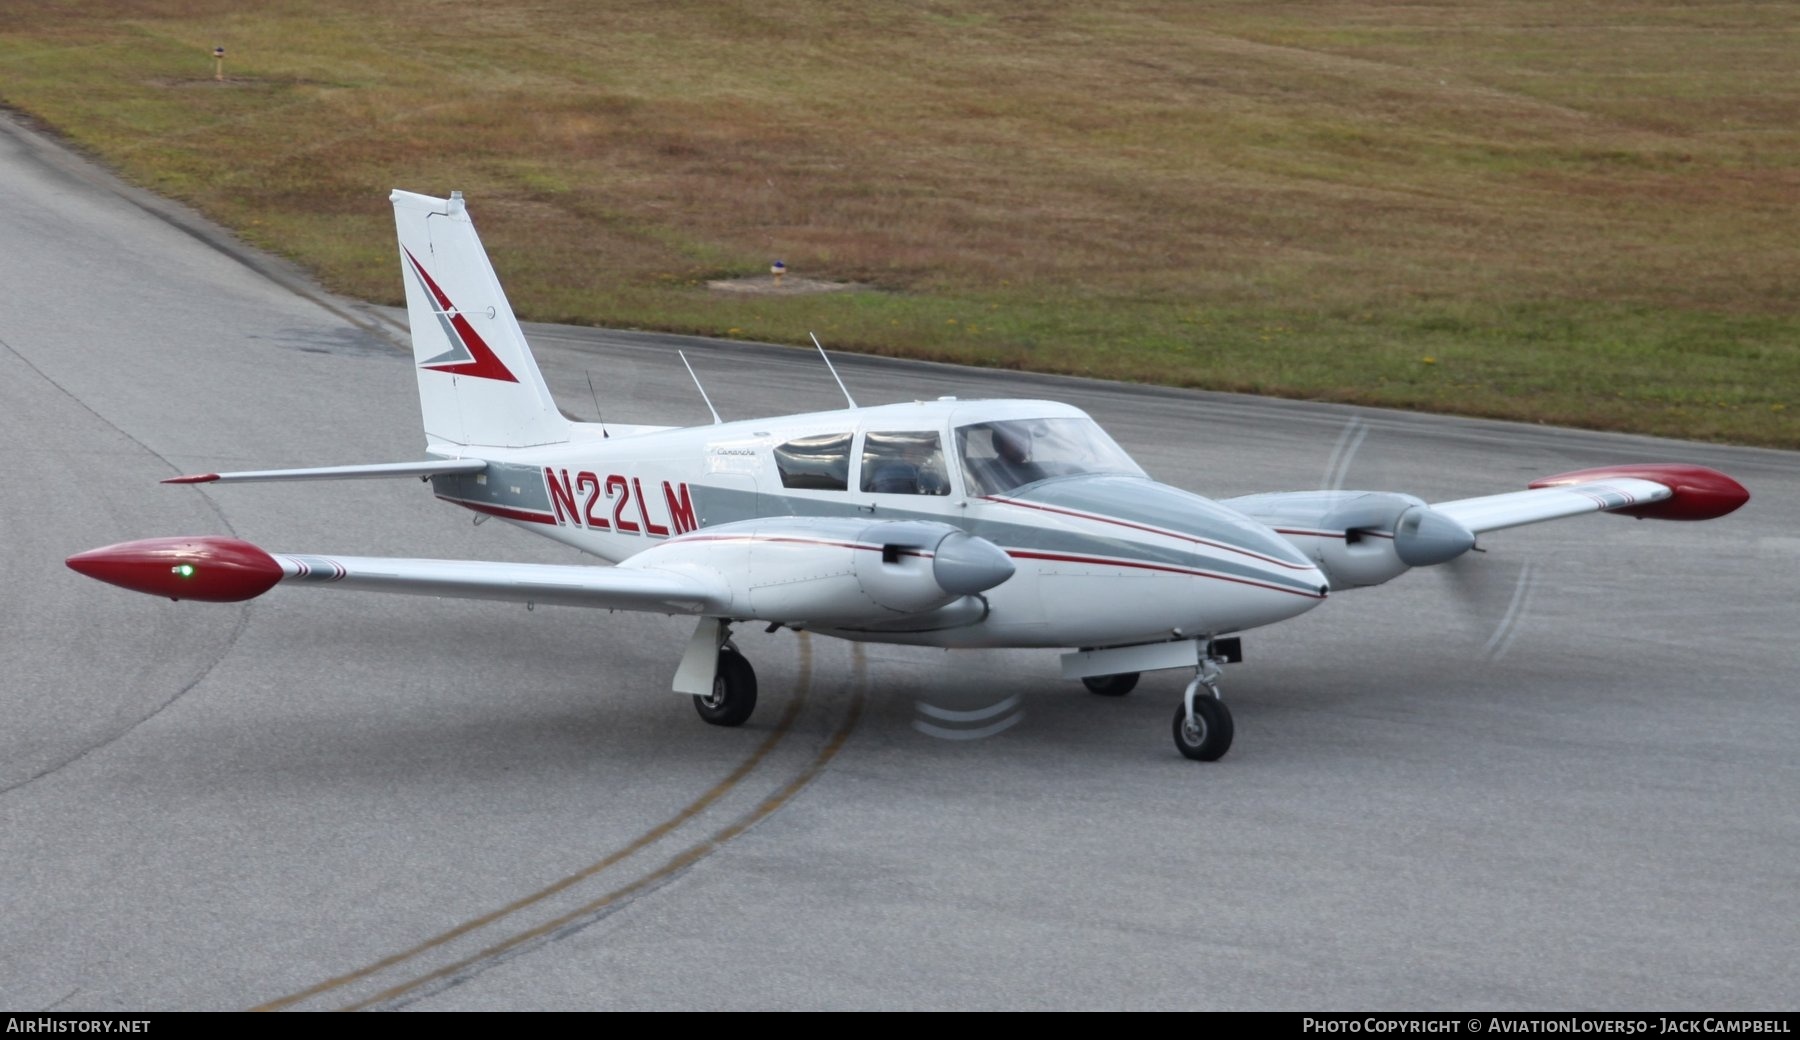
[586,371,609,438]
[678,351,723,425]
[811,332,858,409]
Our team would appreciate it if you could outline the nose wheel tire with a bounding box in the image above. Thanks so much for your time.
[694,647,758,727]
[1081,672,1140,697]
[1171,696,1234,761]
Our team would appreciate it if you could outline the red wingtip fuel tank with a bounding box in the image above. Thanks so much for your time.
[66,537,283,602]
[1530,464,1750,521]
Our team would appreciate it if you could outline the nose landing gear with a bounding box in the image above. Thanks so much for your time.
[1065,636,1242,760]
[1171,645,1235,761]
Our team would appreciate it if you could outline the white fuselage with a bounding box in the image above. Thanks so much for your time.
[428,398,1329,649]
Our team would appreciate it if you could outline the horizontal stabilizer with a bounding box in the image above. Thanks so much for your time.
[163,459,488,484]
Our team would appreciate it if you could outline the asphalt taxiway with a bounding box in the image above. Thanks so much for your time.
[1,113,1795,1010]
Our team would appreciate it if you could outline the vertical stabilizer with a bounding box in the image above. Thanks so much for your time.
[390,189,571,448]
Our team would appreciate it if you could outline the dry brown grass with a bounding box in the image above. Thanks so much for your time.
[1,1,1796,443]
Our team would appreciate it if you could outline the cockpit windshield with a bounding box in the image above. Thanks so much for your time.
[956,417,1146,497]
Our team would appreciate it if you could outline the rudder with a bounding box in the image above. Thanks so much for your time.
[391,189,570,449]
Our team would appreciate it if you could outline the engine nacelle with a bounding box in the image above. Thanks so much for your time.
[1224,490,1474,590]
[1307,528,1412,590]
[624,517,1014,625]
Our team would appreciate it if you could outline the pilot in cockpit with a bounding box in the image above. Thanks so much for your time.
[956,415,1145,497]
[993,423,1029,465]
[988,421,1045,490]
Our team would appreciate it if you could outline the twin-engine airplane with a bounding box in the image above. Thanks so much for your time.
[68,190,1749,760]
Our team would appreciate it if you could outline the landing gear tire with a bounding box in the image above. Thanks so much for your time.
[694,648,757,727]
[1171,696,1234,761]
[1081,672,1139,697]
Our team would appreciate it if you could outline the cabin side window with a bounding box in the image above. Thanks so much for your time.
[860,431,951,496]
[774,432,853,491]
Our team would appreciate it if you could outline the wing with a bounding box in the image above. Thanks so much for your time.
[66,536,725,613]
[65,517,1016,624]
[1224,463,1747,591]
[273,554,723,612]
[1432,464,1746,533]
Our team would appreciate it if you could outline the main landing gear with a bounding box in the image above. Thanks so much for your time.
[693,640,758,727]
[1081,672,1140,697]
